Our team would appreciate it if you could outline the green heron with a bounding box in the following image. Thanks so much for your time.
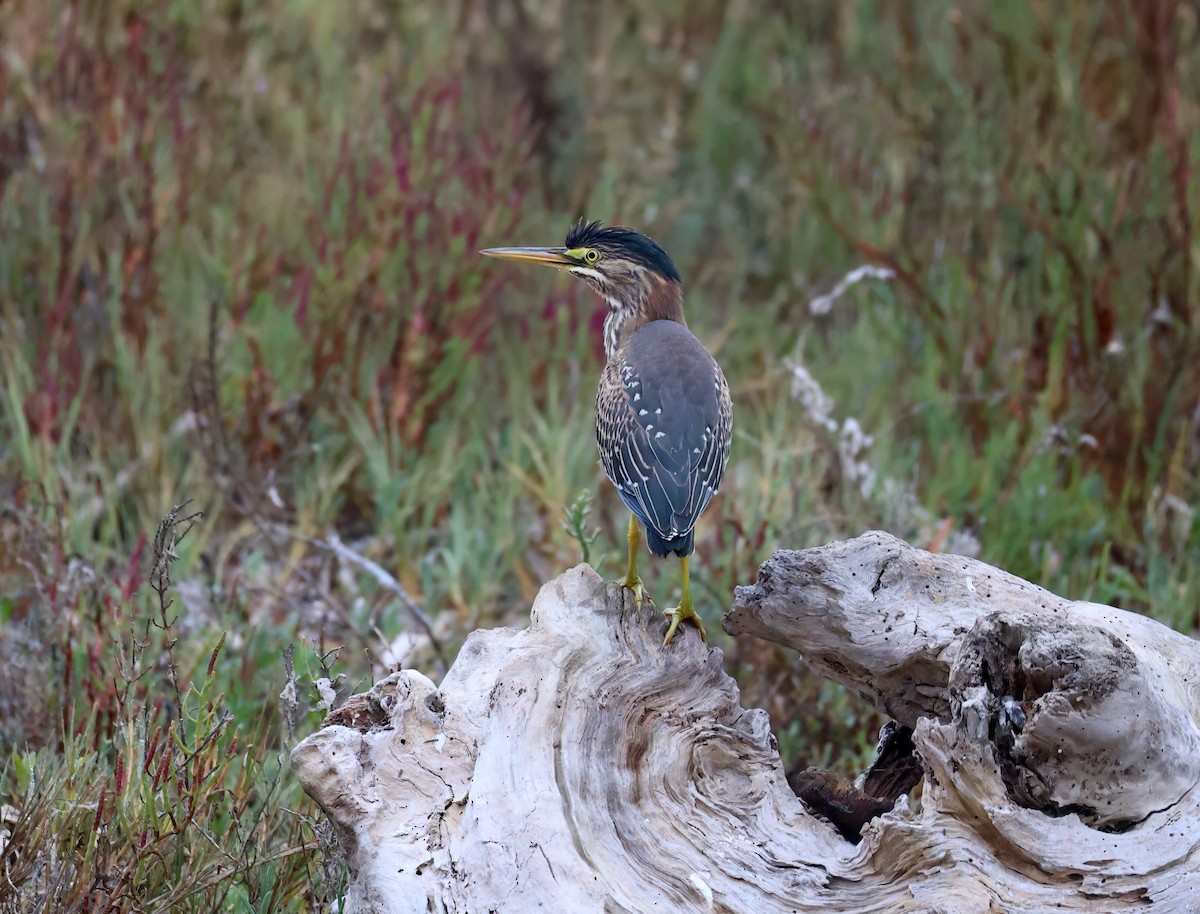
[482,220,732,646]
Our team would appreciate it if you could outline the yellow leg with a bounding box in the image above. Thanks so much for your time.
[620,514,653,610]
[662,555,707,647]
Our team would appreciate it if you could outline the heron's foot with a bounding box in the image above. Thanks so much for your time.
[662,600,707,648]
[620,574,654,612]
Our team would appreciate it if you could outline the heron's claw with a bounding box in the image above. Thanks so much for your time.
[620,575,654,612]
[662,601,707,648]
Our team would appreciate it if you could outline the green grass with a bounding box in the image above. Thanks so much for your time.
[1,0,1199,909]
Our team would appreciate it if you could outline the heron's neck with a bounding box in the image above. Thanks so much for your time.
[602,277,685,360]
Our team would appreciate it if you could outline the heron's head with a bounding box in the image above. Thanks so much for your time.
[481,219,681,314]
[482,220,686,359]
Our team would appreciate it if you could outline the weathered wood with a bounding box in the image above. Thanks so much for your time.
[792,721,921,844]
[292,533,1200,912]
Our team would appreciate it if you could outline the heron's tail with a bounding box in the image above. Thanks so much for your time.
[644,525,694,558]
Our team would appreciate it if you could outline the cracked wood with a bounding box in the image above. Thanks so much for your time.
[292,534,1200,913]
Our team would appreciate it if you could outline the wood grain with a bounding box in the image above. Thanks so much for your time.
[293,533,1200,912]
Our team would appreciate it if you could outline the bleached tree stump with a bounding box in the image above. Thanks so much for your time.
[291,532,1200,912]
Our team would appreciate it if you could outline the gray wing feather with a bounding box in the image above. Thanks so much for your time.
[595,323,731,540]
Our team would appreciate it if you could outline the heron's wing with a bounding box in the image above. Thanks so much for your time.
[596,323,731,539]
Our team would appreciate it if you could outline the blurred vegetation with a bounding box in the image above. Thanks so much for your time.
[1,0,1198,908]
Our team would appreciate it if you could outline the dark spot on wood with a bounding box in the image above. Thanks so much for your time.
[790,722,921,844]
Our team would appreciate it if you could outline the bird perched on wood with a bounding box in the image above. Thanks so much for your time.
[482,220,732,646]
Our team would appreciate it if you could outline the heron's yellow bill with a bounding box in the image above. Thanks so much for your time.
[479,246,575,269]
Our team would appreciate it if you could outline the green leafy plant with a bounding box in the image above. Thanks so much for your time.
[561,489,601,566]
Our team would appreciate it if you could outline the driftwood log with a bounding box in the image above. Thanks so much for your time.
[291,532,1200,912]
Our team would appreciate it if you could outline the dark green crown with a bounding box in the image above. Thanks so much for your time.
[565,220,681,283]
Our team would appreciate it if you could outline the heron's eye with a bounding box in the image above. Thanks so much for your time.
[584,249,601,264]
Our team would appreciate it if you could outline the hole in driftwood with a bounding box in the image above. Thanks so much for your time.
[790,721,922,844]
[951,615,1159,829]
